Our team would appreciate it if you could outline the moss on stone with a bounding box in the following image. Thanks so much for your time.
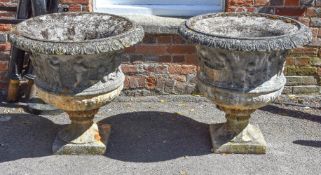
[310,57,321,66]
[285,66,317,76]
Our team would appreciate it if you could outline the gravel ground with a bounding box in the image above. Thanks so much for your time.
[0,95,320,175]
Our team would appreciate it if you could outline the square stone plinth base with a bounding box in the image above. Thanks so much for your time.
[52,124,111,155]
[209,123,266,154]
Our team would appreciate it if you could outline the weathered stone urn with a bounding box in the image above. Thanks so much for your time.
[179,13,312,154]
[9,12,144,154]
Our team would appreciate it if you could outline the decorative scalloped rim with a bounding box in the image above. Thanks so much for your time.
[178,12,312,52]
[8,12,145,55]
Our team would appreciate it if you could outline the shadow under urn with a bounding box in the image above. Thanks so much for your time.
[9,12,144,155]
[179,13,312,154]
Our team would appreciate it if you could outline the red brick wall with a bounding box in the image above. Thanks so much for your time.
[122,34,198,95]
[0,0,320,96]
[60,0,92,12]
[0,0,15,92]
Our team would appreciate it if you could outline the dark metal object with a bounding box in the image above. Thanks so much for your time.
[6,0,31,102]
[8,0,31,79]
[47,0,59,13]
[4,0,59,112]
[17,0,32,19]
[31,0,47,16]
[24,62,35,100]
[6,0,59,100]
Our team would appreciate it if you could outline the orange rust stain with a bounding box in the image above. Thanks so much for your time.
[94,132,101,141]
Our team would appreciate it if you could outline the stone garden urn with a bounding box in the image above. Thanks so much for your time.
[179,13,311,154]
[9,12,144,154]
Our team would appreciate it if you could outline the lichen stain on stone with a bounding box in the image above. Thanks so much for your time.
[179,13,312,52]
[193,16,298,38]
[9,12,144,55]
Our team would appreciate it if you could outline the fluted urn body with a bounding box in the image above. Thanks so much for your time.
[9,12,144,154]
[179,13,311,154]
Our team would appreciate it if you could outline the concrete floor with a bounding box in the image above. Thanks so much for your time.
[0,95,320,175]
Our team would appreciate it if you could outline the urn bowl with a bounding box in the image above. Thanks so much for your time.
[9,12,144,111]
[179,13,312,109]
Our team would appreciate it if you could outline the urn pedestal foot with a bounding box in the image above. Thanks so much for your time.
[209,107,266,154]
[52,109,111,155]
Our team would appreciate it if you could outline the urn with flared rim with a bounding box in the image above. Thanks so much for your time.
[9,12,144,155]
[179,12,312,154]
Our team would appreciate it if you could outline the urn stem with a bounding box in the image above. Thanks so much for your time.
[218,105,254,134]
[66,109,98,124]
[57,109,101,144]
[209,106,266,154]
[226,115,250,134]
